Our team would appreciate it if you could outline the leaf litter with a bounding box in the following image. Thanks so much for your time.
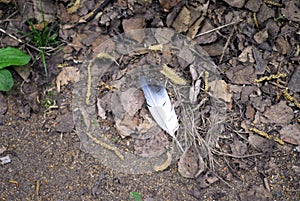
[1,0,300,200]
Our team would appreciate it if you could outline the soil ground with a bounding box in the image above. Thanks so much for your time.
[0,0,299,200]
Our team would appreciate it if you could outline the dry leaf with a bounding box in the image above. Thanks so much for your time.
[0,0,11,3]
[280,124,300,145]
[209,80,232,103]
[159,0,180,10]
[115,116,139,138]
[120,88,144,117]
[187,16,204,39]
[196,171,219,188]
[196,20,218,44]
[238,46,254,63]
[172,6,191,33]
[148,44,163,51]
[122,18,146,43]
[14,64,31,82]
[262,101,294,124]
[56,67,79,92]
[226,65,257,84]
[67,0,81,13]
[134,131,169,158]
[189,80,201,104]
[230,139,248,156]
[97,97,107,119]
[160,64,187,85]
[178,146,205,178]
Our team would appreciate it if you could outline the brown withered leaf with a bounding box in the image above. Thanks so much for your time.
[257,3,275,25]
[172,6,191,33]
[275,36,291,55]
[178,145,205,178]
[261,101,294,124]
[280,124,300,145]
[196,20,218,44]
[230,139,248,156]
[226,65,257,85]
[134,131,169,158]
[120,88,144,117]
[115,116,139,138]
[56,67,80,93]
[238,46,255,63]
[245,0,262,12]
[122,18,146,43]
[159,0,180,10]
[253,29,269,44]
[196,171,219,188]
[209,80,232,104]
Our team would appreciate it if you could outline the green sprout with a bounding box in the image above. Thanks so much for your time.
[129,192,142,201]
[25,0,61,76]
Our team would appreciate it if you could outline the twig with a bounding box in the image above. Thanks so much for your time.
[219,26,234,64]
[0,27,50,56]
[212,149,262,159]
[195,20,242,38]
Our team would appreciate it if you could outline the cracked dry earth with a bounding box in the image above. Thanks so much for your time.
[1,0,300,200]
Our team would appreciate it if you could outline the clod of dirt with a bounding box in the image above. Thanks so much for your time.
[288,67,300,93]
[245,0,262,12]
[223,0,245,8]
[196,171,219,188]
[55,112,74,133]
[281,1,300,22]
[230,139,248,156]
[239,185,272,201]
[257,4,275,25]
[0,93,7,115]
[275,36,291,55]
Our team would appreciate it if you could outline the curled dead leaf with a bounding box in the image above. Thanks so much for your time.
[178,146,205,178]
[56,67,79,93]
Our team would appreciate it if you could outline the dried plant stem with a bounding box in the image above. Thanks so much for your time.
[212,149,262,159]
[195,20,242,38]
[0,27,50,55]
